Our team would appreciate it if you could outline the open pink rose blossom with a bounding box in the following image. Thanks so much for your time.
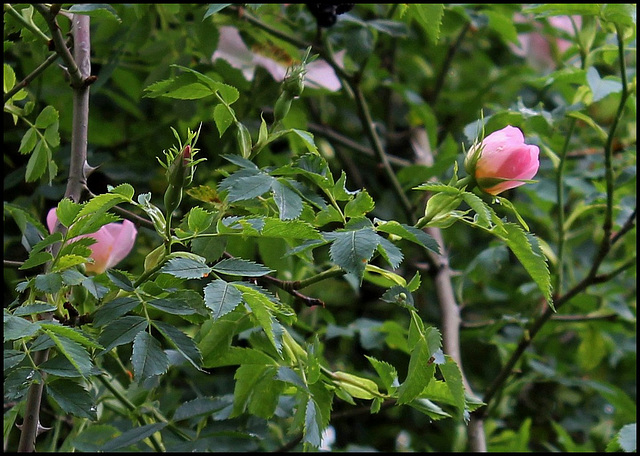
[471,126,540,195]
[47,208,137,274]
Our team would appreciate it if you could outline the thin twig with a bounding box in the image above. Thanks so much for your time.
[17,12,92,453]
[3,39,72,104]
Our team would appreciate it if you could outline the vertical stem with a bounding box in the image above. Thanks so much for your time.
[65,15,91,203]
[352,85,414,222]
[17,12,91,453]
[554,119,577,295]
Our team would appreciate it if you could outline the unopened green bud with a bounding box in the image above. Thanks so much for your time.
[164,183,183,217]
[166,145,191,189]
[282,71,305,97]
[273,92,294,124]
[464,142,482,177]
[236,123,252,159]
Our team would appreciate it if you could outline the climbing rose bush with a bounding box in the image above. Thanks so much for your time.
[469,125,540,195]
[47,208,138,274]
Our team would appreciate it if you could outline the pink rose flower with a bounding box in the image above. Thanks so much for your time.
[47,208,137,274]
[212,26,344,91]
[470,126,540,195]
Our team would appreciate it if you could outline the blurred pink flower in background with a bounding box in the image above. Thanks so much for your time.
[212,26,343,91]
[510,15,581,71]
[47,208,138,274]
[470,125,540,196]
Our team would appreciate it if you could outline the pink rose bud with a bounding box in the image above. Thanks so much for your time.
[182,145,191,164]
[470,126,540,195]
[47,208,137,274]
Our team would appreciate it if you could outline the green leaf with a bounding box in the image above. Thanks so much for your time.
[98,316,148,352]
[71,425,120,452]
[203,4,231,19]
[587,67,622,103]
[161,257,211,279]
[93,297,141,327]
[326,226,380,281]
[4,350,26,370]
[12,303,56,317]
[34,105,58,129]
[381,285,414,309]
[213,103,235,137]
[462,192,492,228]
[172,65,239,104]
[4,312,40,341]
[272,180,303,220]
[101,423,167,451]
[397,313,440,404]
[344,190,375,219]
[304,398,322,448]
[376,236,404,269]
[40,323,102,350]
[219,216,323,241]
[40,355,87,377]
[366,356,399,394]
[19,127,37,155]
[152,320,203,370]
[375,219,440,254]
[407,397,451,420]
[144,74,212,100]
[34,272,63,293]
[56,198,83,227]
[53,254,89,271]
[146,298,198,316]
[212,258,273,277]
[67,4,121,21]
[483,9,518,44]
[46,379,97,420]
[612,423,636,452]
[107,183,135,201]
[439,356,466,414]
[409,4,444,45]
[187,207,215,233]
[131,331,169,381]
[332,371,382,400]
[290,129,319,154]
[235,284,283,355]
[25,140,49,182]
[204,279,243,320]
[20,251,53,270]
[106,270,134,291]
[224,172,275,203]
[76,191,128,219]
[44,330,94,377]
[494,223,553,309]
[601,4,636,28]
[525,4,601,16]
[232,364,271,416]
[173,397,231,421]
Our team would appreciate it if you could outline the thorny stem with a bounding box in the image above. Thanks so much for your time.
[18,10,91,453]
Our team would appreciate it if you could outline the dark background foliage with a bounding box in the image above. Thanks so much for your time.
[4,4,635,452]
